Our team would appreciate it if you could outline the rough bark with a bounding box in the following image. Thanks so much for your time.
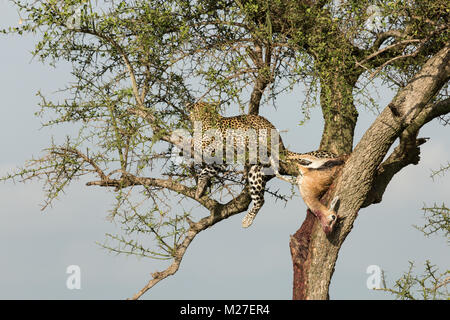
[319,74,359,155]
[291,43,450,299]
[248,44,272,115]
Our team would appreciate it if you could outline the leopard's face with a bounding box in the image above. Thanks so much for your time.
[188,102,220,124]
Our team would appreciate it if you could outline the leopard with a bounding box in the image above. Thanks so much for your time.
[187,102,345,232]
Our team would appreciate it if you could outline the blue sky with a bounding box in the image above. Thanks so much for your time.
[0,0,448,299]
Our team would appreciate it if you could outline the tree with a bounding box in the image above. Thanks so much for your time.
[2,0,448,299]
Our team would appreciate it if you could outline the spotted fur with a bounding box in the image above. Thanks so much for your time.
[189,102,339,229]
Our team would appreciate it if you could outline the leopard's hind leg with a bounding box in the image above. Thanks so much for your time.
[242,165,268,228]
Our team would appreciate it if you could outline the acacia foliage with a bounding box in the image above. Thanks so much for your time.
[2,0,449,298]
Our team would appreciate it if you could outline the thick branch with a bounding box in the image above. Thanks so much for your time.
[248,44,272,115]
[248,72,271,115]
[371,30,407,51]
[86,174,219,210]
[363,98,450,207]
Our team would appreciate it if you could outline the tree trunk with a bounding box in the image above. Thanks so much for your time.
[319,73,358,155]
[290,178,343,299]
[290,44,450,300]
[291,71,357,299]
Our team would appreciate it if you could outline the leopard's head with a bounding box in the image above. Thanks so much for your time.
[187,101,221,123]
